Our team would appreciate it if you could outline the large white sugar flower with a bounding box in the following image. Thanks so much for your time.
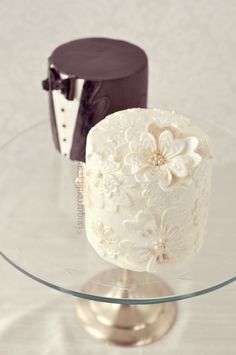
[120,208,193,272]
[91,221,119,259]
[124,124,202,190]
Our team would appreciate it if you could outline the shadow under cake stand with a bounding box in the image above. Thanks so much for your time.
[0,122,235,347]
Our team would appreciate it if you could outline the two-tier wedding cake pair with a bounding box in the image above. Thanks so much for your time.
[43,37,212,273]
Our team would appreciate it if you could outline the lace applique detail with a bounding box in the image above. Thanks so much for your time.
[91,221,119,259]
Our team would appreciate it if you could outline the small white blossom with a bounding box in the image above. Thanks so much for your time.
[85,147,131,211]
[91,221,119,259]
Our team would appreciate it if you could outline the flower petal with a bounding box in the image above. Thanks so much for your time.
[146,255,158,272]
[143,166,161,183]
[158,130,174,156]
[124,152,146,173]
[166,156,188,177]
[158,166,172,189]
[147,123,162,142]
[165,138,185,159]
[184,136,199,153]
[120,240,152,265]
[189,152,202,167]
[136,210,154,224]
[101,160,120,172]
[123,210,158,239]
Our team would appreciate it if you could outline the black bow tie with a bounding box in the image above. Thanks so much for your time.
[42,68,75,101]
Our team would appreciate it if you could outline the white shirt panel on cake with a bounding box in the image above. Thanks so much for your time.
[52,71,85,158]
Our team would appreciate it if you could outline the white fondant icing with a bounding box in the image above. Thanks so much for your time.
[84,108,212,273]
[51,68,84,158]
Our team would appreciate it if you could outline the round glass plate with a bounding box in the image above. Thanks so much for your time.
[0,121,235,305]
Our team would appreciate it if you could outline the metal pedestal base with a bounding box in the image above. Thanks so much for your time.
[76,268,177,347]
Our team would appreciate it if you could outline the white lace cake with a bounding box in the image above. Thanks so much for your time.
[84,108,212,272]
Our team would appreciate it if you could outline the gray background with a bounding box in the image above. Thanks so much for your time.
[0,1,235,354]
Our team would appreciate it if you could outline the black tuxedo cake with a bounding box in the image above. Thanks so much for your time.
[42,37,148,161]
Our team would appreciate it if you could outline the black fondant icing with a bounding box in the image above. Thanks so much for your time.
[42,37,148,161]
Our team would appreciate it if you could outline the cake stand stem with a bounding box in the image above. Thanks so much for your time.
[122,268,131,286]
[76,268,177,346]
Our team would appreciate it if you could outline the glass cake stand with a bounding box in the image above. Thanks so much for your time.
[0,121,235,347]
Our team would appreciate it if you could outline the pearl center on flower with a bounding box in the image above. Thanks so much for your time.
[149,151,165,166]
[153,238,169,263]
[154,238,166,250]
